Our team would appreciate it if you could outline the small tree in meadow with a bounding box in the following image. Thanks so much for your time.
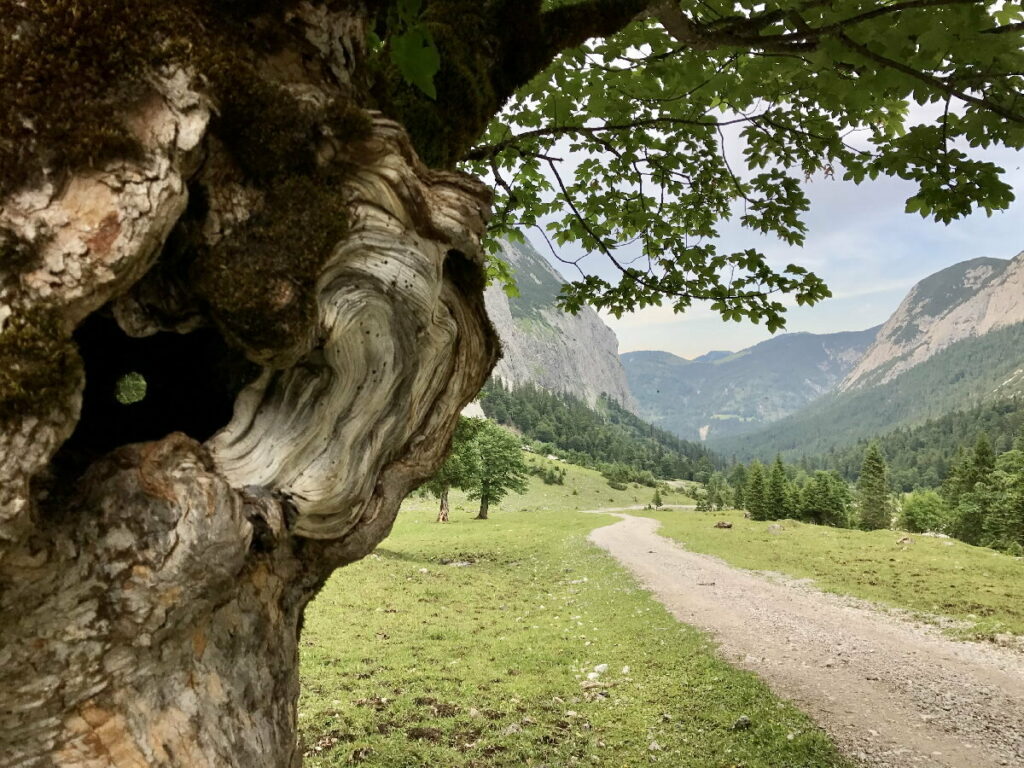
[899,489,949,533]
[745,461,769,521]
[423,417,483,522]
[467,420,529,520]
[766,456,790,519]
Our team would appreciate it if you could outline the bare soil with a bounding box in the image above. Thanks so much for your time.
[588,512,1024,768]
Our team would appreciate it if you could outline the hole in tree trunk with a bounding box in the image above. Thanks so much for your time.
[50,313,259,481]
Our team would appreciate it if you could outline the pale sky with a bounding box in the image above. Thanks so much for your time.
[527,151,1024,360]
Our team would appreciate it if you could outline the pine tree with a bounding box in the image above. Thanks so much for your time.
[973,432,996,475]
[857,443,893,530]
[766,456,790,520]
[652,487,664,509]
[728,464,747,510]
[978,449,1024,550]
[745,461,769,521]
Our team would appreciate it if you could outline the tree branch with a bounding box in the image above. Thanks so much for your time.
[836,32,1024,125]
[466,115,755,161]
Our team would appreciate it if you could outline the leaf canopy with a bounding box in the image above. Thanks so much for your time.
[463,0,1024,330]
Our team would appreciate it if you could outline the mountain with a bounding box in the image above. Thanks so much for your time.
[484,237,637,411]
[714,321,1024,462]
[621,327,879,441]
[478,380,717,483]
[843,253,1024,389]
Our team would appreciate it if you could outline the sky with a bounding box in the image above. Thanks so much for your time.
[524,151,1024,360]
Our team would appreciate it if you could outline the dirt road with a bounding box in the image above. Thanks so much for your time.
[588,512,1024,768]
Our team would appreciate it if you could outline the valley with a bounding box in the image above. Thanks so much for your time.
[300,458,1024,768]
[298,239,1024,768]
[6,6,1023,768]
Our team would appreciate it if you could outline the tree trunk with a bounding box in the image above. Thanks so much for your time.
[476,495,490,520]
[437,486,450,523]
[0,8,498,765]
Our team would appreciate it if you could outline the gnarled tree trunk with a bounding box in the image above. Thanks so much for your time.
[0,5,498,765]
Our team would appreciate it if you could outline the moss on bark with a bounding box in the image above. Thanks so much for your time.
[1,0,376,362]
[0,307,81,424]
[371,1,498,169]
[192,174,351,362]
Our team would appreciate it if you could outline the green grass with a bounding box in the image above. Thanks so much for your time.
[643,508,1024,638]
[299,473,849,767]
[424,453,698,519]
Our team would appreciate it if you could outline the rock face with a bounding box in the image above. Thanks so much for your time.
[842,253,1024,390]
[484,237,638,412]
[621,327,878,441]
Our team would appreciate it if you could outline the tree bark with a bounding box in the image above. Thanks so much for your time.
[476,495,490,520]
[0,9,499,765]
[437,486,450,523]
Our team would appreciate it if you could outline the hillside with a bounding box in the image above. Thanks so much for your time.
[799,397,1024,490]
[844,253,1024,389]
[485,238,637,411]
[478,379,717,482]
[621,327,878,441]
[713,321,1024,461]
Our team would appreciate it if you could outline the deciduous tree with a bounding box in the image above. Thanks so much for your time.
[2,0,1023,762]
[423,417,484,521]
[467,420,529,519]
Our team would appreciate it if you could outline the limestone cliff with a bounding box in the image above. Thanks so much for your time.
[484,238,638,412]
[842,252,1024,390]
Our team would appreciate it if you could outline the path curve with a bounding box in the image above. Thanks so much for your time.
[587,512,1024,768]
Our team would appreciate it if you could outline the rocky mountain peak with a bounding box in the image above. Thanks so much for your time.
[841,252,1024,390]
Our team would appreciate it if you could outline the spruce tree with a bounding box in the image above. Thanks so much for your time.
[745,461,769,521]
[982,449,1024,551]
[767,456,790,520]
[857,443,893,530]
[973,432,996,475]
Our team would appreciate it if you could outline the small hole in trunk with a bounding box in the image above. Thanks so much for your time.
[51,313,258,479]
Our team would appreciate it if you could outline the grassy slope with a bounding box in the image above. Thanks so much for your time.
[643,509,1024,638]
[299,465,848,767]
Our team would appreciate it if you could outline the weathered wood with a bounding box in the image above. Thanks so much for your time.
[0,13,498,764]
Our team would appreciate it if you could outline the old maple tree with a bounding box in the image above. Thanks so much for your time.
[1,0,1021,764]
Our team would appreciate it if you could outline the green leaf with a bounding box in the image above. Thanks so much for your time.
[391,27,440,99]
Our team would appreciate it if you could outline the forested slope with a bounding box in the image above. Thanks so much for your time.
[478,380,719,482]
[713,322,1024,463]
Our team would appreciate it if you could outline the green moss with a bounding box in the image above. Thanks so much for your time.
[372,1,498,168]
[1,1,376,360]
[0,0,336,196]
[0,307,81,423]
[192,174,350,360]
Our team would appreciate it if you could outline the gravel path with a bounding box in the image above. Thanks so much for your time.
[588,512,1024,768]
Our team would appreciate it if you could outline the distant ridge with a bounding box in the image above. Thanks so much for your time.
[711,248,1024,463]
[621,326,878,441]
[843,253,1024,389]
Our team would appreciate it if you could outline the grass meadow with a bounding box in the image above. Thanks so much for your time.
[299,455,1024,766]
[298,465,849,767]
[643,508,1024,638]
